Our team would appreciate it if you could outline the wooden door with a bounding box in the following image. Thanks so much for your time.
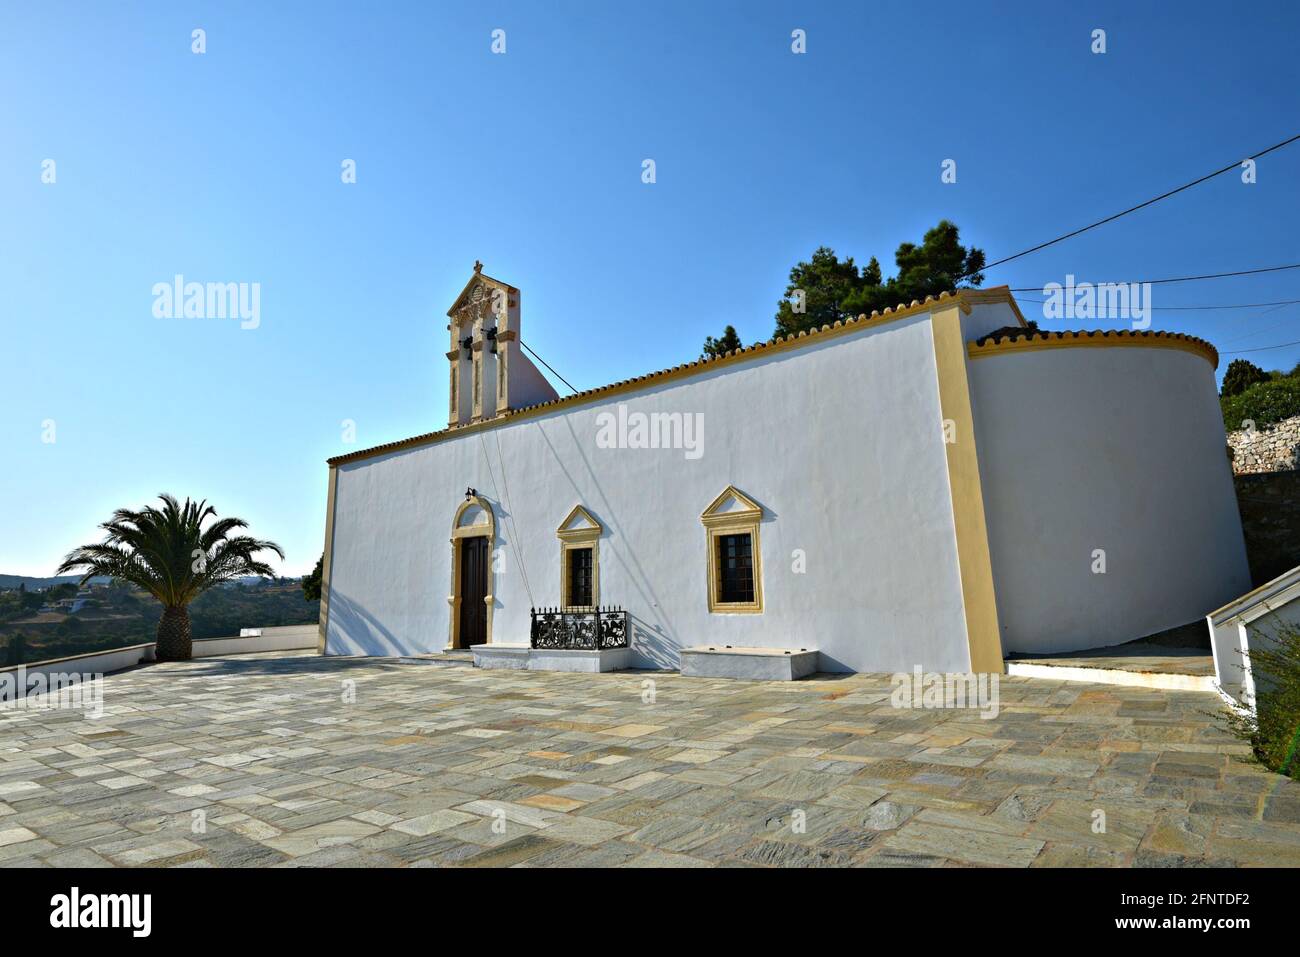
[459,537,489,646]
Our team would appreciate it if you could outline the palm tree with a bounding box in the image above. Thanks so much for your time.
[57,494,284,661]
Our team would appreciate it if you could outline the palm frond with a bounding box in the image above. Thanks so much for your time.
[57,494,284,609]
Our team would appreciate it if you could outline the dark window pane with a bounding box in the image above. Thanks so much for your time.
[568,547,593,607]
[717,533,754,604]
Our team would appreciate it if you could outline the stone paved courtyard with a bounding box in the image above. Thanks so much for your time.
[2,651,1299,868]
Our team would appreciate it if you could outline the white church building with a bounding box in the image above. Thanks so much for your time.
[317,264,1251,675]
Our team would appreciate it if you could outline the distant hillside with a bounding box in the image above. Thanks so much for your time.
[1,579,318,666]
[0,573,295,590]
[0,574,111,590]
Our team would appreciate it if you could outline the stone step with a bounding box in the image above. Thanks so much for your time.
[1004,659,1216,692]
[397,654,474,668]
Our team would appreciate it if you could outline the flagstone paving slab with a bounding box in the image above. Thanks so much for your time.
[2,650,1299,867]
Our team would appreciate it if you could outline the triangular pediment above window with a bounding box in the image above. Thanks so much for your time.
[557,505,602,541]
[701,486,763,526]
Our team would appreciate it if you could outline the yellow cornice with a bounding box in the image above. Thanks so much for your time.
[962,287,1028,326]
[700,485,763,527]
[556,504,602,541]
[968,329,1218,368]
[330,286,1017,467]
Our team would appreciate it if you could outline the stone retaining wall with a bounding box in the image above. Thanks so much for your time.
[1234,470,1300,586]
[1227,415,1300,475]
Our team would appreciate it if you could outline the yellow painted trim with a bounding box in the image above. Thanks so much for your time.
[967,329,1218,369]
[329,287,1015,467]
[931,306,1004,673]
[317,466,339,654]
[448,495,495,649]
[556,504,603,540]
[961,288,1029,327]
[700,485,763,527]
[560,542,600,609]
[557,505,601,608]
[701,486,764,614]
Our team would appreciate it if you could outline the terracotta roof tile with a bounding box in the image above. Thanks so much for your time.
[970,326,1218,367]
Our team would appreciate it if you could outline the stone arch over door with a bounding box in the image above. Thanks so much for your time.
[448,494,496,649]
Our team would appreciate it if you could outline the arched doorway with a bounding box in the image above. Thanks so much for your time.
[448,494,495,649]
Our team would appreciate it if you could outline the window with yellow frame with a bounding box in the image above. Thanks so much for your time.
[701,486,764,614]
[556,505,601,609]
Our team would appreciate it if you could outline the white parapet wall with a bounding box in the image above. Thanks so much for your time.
[1208,564,1300,708]
[0,643,155,704]
[0,625,318,705]
[191,624,319,658]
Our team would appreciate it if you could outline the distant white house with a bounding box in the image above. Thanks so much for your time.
[316,265,1250,674]
[42,597,88,614]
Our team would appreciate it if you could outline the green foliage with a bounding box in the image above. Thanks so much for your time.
[1221,376,1300,431]
[302,554,324,602]
[55,494,285,661]
[188,582,319,638]
[1225,624,1300,780]
[774,221,984,338]
[701,325,743,360]
[0,590,35,623]
[57,493,284,608]
[1221,359,1271,398]
[773,246,865,337]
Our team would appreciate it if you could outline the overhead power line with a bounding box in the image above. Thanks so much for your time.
[520,135,1300,390]
[1015,297,1300,311]
[519,338,579,394]
[972,133,1300,277]
[1218,302,1299,346]
[1222,338,1300,355]
[1008,262,1300,292]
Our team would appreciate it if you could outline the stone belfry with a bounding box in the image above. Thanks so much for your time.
[445,262,557,427]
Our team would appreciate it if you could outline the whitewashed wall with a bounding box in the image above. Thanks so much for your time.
[325,312,975,672]
[969,345,1251,654]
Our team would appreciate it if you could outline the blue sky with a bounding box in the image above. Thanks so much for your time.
[2,0,1298,576]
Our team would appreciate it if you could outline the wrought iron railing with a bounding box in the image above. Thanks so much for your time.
[530,606,629,650]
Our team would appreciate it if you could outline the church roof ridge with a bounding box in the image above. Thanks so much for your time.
[329,286,1001,467]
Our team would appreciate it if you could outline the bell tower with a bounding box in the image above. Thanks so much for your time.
[445,262,557,427]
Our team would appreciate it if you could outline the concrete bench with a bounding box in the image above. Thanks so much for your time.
[680,645,819,681]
